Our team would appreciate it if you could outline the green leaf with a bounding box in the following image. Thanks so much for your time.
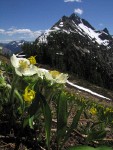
[61,106,84,149]
[28,92,40,117]
[87,130,106,141]
[40,93,52,150]
[57,91,67,146]
[67,146,95,150]
[96,146,113,150]
[67,146,113,150]
[23,115,34,129]
[15,90,24,110]
[29,116,34,129]
[23,116,29,128]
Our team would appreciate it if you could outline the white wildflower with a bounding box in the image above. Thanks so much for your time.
[49,70,68,84]
[10,54,37,76]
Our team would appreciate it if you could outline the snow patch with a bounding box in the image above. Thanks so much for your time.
[59,22,64,27]
[18,42,24,46]
[38,28,60,43]
[67,80,111,100]
[78,23,109,46]
[53,26,60,30]
[56,52,64,55]
[62,29,70,34]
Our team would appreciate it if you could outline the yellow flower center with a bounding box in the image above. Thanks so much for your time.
[104,107,113,114]
[23,86,36,102]
[19,60,29,70]
[28,56,36,65]
[89,107,97,115]
[49,70,60,78]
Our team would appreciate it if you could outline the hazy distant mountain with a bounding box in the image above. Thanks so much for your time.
[4,40,28,52]
[0,45,12,55]
[0,40,29,54]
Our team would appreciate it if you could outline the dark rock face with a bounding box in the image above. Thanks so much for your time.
[103,28,110,35]
[35,14,113,89]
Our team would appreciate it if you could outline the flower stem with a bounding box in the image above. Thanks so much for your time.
[9,73,18,126]
[10,74,18,104]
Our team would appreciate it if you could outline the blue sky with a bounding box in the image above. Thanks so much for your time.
[0,0,113,43]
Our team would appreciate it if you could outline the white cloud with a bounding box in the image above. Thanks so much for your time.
[0,27,44,42]
[74,8,83,15]
[0,39,14,43]
[64,0,82,2]
[6,28,32,36]
[0,29,5,33]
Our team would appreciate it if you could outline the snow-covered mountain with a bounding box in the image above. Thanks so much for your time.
[4,40,28,53]
[0,40,30,54]
[34,13,113,90]
[36,13,113,49]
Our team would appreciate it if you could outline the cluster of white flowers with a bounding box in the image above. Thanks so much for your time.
[37,68,68,84]
[10,54,68,84]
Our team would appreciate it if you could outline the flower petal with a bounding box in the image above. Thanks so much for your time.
[37,68,52,79]
[10,54,30,69]
[56,73,68,83]
[22,65,37,76]
[15,68,22,76]
[10,54,20,68]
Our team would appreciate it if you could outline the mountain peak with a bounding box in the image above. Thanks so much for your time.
[69,13,82,25]
[69,13,95,30]
[36,13,112,47]
[103,28,110,35]
[69,13,79,18]
[61,15,69,22]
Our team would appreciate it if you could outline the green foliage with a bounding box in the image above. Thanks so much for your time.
[67,146,95,150]
[1,56,113,149]
[86,129,107,142]
[61,106,84,149]
[40,93,52,149]
[57,91,68,147]
[28,92,40,118]
[67,145,113,150]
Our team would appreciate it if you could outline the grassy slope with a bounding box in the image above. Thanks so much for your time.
[67,75,113,99]
[0,55,10,64]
